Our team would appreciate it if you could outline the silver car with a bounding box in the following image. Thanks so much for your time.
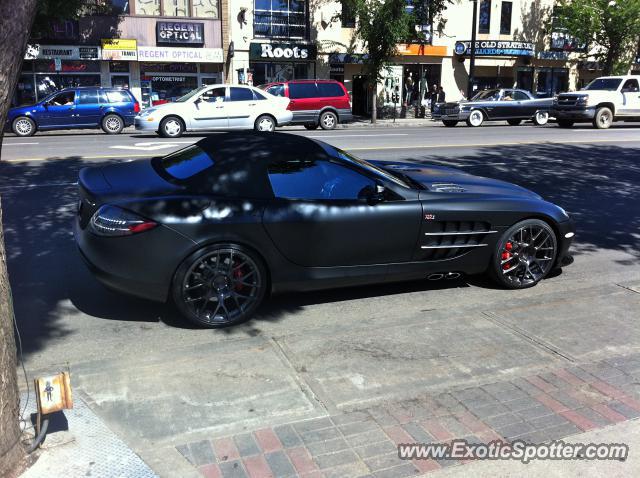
[135,84,293,137]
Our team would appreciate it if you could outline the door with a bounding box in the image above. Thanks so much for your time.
[41,90,77,127]
[511,90,536,118]
[493,90,519,118]
[191,87,228,129]
[262,158,422,267]
[226,86,258,128]
[287,82,321,122]
[75,89,102,126]
[619,78,640,116]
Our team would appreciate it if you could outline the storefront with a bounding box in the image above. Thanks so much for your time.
[249,42,316,86]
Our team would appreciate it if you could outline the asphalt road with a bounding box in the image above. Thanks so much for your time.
[1,124,639,476]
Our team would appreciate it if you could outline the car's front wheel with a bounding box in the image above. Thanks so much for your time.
[255,114,276,132]
[466,109,484,127]
[319,111,338,130]
[593,107,613,129]
[101,114,124,134]
[12,116,36,137]
[172,244,267,328]
[489,219,558,289]
[533,110,549,126]
[442,120,458,127]
[159,116,184,137]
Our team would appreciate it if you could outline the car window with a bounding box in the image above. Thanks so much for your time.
[106,90,131,103]
[157,145,215,180]
[289,82,319,99]
[77,89,99,105]
[268,159,376,200]
[253,89,267,100]
[228,87,254,102]
[49,91,75,106]
[512,91,529,101]
[267,85,284,97]
[201,87,226,103]
[501,90,515,101]
[622,79,639,92]
[317,83,345,97]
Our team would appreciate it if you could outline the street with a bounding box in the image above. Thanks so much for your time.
[2,123,640,477]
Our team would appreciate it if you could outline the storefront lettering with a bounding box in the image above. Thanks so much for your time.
[157,22,204,45]
[455,40,534,57]
[42,48,73,56]
[260,44,309,59]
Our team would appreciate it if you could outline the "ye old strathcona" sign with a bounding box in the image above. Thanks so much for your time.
[250,42,316,61]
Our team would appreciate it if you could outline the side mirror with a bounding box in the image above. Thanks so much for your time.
[359,183,386,204]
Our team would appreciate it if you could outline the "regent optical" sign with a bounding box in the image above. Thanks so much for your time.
[156,22,205,45]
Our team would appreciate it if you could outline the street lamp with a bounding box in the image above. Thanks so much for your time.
[468,0,478,99]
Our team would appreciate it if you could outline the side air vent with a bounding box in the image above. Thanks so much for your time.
[420,221,495,261]
[430,183,466,193]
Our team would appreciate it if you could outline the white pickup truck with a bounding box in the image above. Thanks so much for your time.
[551,75,640,129]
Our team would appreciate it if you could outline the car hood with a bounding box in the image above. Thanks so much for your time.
[373,161,542,200]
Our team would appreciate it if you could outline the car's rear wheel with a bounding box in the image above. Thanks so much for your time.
[442,120,458,127]
[12,116,36,137]
[319,111,338,130]
[593,107,613,129]
[489,219,558,289]
[466,109,484,127]
[101,114,124,134]
[507,119,522,126]
[304,123,319,130]
[533,110,549,126]
[159,116,184,137]
[173,244,267,328]
[557,119,574,128]
[255,114,276,132]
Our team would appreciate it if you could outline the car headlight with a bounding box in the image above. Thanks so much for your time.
[576,96,588,106]
[139,108,155,118]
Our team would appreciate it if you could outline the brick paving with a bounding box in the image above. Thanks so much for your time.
[177,354,640,477]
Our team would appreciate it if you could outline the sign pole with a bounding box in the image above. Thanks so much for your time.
[468,0,478,99]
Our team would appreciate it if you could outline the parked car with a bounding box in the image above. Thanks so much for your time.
[7,87,139,137]
[75,132,574,328]
[135,84,292,137]
[432,88,553,127]
[551,76,640,129]
[259,79,353,130]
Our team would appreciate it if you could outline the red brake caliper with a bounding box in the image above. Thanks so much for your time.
[502,242,513,270]
[233,261,245,292]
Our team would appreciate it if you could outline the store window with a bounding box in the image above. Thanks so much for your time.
[107,0,130,14]
[163,0,189,16]
[479,0,491,34]
[341,0,355,28]
[500,2,512,35]
[192,0,219,18]
[135,0,161,15]
[252,62,311,85]
[255,0,307,39]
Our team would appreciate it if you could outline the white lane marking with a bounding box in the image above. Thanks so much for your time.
[3,142,39,145]
[0,181,77,191]
[109,142,191,151]
[306,134,409,138]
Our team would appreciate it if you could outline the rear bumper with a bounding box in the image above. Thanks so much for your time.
[551,106,596,120]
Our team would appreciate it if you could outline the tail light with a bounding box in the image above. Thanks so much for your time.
[286,99,293,110]
[89,205,157,237]
[133,101,141,113]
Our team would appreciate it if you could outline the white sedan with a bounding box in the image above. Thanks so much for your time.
[134,85,292,137]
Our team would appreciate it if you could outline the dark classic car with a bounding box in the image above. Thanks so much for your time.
[432,89,554,127]
[75,133,574,328]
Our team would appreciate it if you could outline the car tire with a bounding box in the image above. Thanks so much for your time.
[442,120,458,127]
[12,116,36,137]
[507,119,522,126]
[465,109,484,127]
[101,114,124,134]
[304,123,319,130]
[532,110,549,126]
[159,116,184,138]
[172,244,268,328]
[254,114,276,132]
[557,119,574,128]
[593,106,613,129]
[319,111,338,130]
[489,219,558,290]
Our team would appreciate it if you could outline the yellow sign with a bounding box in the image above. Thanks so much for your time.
[102,39,137,50]
[35,372,73,415]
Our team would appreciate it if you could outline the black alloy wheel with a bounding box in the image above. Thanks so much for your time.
[490,219,557,289]
[173,245,267,327]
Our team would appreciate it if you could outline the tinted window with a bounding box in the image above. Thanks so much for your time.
[268,159,375,200]
[289,82,319,99]
[317,82,345,97]
[78,89,99,104]
[229,87,255,102]
[106,90,131,103]
[267,85,285,97]
[622,79,639,92]
[584,78,622,91]
[158,145,215,180]
[512,90,529,101]
[253,89,267,100]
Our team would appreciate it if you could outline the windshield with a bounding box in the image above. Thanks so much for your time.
[472,89,500,101]
[155,145,215,180]
[584,78,622,91]
[175,86,209,103]
[334,148,412,189]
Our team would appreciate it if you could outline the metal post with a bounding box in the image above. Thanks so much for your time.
[468,0,478,99]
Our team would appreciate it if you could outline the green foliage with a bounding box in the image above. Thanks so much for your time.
[557,0,640,74]
[31,0,106,39]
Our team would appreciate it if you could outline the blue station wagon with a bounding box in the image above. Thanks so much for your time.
[6,87,140,136]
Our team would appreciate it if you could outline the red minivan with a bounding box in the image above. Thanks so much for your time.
[259,79,353,130]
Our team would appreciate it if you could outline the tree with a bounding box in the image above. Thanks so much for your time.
[344,0,452,122]
[557,0,640,75]
[0,1,87,475]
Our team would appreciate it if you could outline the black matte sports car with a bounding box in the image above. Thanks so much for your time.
[433,89,554,127]
[74,133,574,327]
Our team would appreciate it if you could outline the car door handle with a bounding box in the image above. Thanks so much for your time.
[215,106,224,109]
[248,103,256,106]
